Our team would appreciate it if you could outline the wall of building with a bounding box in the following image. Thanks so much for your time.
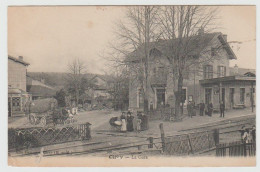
[8,59,27,91]
[200,81,255,110]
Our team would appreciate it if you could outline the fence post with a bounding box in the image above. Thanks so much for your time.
[159,123,165,152]
[214,129,219,146]
[207,131,211,149]
[187,134,194,154]
[148,137,154,149]
[243,141,247,157]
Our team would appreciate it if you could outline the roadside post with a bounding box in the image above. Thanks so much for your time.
[159,123,165,152]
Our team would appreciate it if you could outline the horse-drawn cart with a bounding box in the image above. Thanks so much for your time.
[26,98,76,127]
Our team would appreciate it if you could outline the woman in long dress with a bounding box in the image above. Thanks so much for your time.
[136,118,141,133]
[126,113,134,132]
[121,119,127,132]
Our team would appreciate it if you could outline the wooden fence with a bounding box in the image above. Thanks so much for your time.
[163,129,219,155]
[216,141,256,157]
[8,123,91,152]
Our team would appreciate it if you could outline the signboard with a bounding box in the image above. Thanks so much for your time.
[188,95,193,102]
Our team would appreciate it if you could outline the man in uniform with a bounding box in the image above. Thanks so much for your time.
[220,101,225,118]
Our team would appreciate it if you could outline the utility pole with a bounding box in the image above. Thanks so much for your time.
[194,70,196,102]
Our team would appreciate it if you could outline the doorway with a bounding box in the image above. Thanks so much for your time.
[156,88,166,108]
[240,88,245,104]
[229,88,235,108]
[205,88,212,104]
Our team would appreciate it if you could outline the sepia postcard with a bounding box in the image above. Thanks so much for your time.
[7,5,256,167]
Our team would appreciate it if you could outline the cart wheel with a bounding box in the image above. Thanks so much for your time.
[40,116,47,126]
[28,114,36,125]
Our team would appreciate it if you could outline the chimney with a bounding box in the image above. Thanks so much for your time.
[18,56,23,61]
[234,64,239,75]
[222,34,227,42]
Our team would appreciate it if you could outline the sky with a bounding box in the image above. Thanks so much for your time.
[8,6,256,74]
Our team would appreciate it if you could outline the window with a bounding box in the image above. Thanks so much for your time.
[217,66,226,77]
[12,97,20,111]
[203,65,213,79]
[211,48,217,56]
[240,88,245,104]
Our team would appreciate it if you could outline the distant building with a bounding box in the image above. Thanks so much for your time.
[26,76,57,100]
[8,55,30,116]
[90,75,114,99]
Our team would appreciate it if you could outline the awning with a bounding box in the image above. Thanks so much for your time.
[8,88,22,94]
[8,88,28,95]
[199,75,256,85]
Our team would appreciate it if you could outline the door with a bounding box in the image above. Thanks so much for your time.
[222,88,225,104]
[229,88,235,108]
[138,90,144,109]
[240,88,245,104]
[205,88,212,104]
[156,88,165,108]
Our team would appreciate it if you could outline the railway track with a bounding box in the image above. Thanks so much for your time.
[10,114,255,157]
[178,114,255,134]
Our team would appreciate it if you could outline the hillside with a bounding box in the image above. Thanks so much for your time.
[27,72,103,88]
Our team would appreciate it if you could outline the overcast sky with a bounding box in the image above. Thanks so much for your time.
[8,6,256,74]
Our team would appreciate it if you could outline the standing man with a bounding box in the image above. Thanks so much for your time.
[187,101,192,118]
[199,101,205,116]
[220,101,225,118]
[208,103,213,117]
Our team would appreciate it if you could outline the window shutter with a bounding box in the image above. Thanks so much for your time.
[209,65,213,78]
[203,65,206,79]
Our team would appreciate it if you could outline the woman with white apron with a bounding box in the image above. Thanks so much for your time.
[121,119,127,132]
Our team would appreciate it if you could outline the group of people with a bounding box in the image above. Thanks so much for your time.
[119,111,148,133]
[188,101,226,118]
[198,101,214,117]
[240,125,256,143]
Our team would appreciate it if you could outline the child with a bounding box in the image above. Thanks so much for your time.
[137,118,142,133]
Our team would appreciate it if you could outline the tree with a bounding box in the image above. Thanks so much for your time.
[109,67,129,111]
[157,6,218,119]
[65,58,86,106]
[54,89,67,107]
[108,6,160,113]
